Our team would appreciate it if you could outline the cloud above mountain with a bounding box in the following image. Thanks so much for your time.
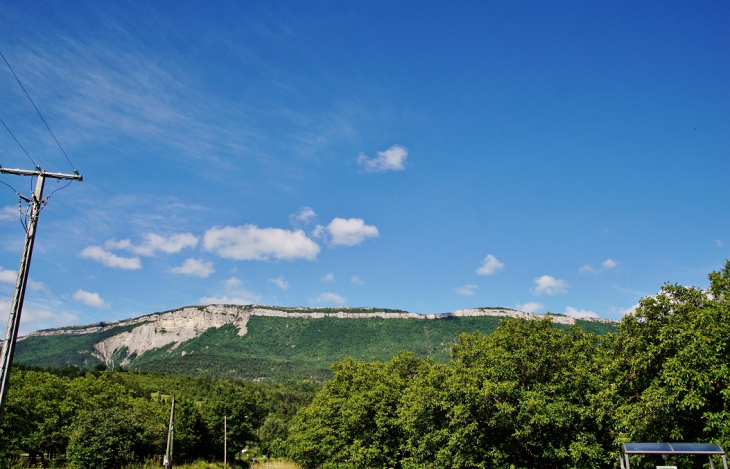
[203,225,320,261]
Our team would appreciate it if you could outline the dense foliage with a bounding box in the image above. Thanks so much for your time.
[286,261,730,469]
[0,370,317,468]
[3,262,728,468]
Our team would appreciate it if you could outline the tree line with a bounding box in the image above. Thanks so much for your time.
[283,261,730,469]
[1,261,728,468]
[0,368,319,468]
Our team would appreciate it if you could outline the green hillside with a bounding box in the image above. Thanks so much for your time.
[13,311,616,380]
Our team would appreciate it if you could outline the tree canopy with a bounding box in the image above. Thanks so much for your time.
[286,260,730,469]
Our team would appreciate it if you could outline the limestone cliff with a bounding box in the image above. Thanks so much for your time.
[19,304,616,367]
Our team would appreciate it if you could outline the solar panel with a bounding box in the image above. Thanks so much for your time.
[623,443,725,455]
[623,443,673,454]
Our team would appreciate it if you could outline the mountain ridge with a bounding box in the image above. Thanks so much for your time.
[12,304,618,380]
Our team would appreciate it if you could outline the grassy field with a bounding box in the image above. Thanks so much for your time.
[122,459,300,469]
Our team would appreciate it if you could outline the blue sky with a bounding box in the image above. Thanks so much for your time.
[0,1,728,334]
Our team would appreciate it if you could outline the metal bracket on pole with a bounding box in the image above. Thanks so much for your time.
[0,166,82,424]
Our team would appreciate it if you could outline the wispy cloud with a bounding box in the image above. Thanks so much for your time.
[350,276,365,285]
[0,206,17,223]
[321,273,335,283]
[268,276,289,290]
[715,239,724,247]
[579,258,621,274]
[476,254,504,276]
[289,207,317,229]
[358,145,408,173]
[170,258,214,278]
[456,284,478,296]
[203,225,320,261]
[106,233,198,256]
[531,275,569,296]
[73,289,110,309]
[200,276,261,305]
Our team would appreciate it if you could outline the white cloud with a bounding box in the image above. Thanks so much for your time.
[106,233,198,256]
[226,277,243,288]
[612,302,640,316]
[564,306,599,319]
[28,280,46,291]
[203,225,320,261]
[351,276,365,285]
[580,259,621,274]
[0,267,17,284]
[289,207,317,228]
[321,218,379,247]
[73,289,110,309]
[357,144,408,173]
[321,273,335,283]
[170,258,215,278]
[200,277,261,305]
[0,299,78,336]
[0,206,17,223]
[578,264,598,274]
[531,275,569,296]
[0,267,44,290]
[476,254,504,276]
[80,246,142,270]
[309,292,346,305]
[269,276,289,290]
[456,284,479,296]
[516,302,543,314]
[199,295,256,306]
[714,239,724,247]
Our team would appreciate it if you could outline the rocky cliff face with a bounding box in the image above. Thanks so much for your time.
[20,304,616,367]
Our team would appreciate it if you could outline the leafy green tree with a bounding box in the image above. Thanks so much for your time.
[0,370,71,465]
[399,318,608,469]
[171,397,211,463]
[287,351,431,469]
[66,407,145,469]
[201,383,266,461]
[259,415,288,456]
[599,260,730,457]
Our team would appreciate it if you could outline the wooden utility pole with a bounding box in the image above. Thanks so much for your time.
[224,415,227,468]
[0,166,82,424]
[164,396,175,469]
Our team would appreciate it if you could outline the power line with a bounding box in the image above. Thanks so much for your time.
[0,116,38,167]
[0,167,82,424]
[0,50,78,173]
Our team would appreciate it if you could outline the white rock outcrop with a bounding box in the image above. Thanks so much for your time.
[21,304,617,367]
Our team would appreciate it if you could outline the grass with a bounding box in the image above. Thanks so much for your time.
[121,459,300,469]
[250,459,300,469]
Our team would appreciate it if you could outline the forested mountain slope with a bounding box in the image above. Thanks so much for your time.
[12,305,616,380]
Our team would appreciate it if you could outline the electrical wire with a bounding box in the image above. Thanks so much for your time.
[45,179,73,200]
[0,179,20,196]
[0,179,30,232]
[0,116,38,167]
[19,202,29,233]
[1,50,78,173]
